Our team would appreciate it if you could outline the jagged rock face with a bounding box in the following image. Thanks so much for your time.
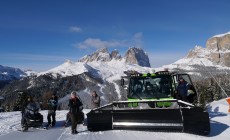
[124,48,151,67]
[206,33,230,66]
[111,50,122,60]
[206,34,230,51]
[78,47,151,67]
[223,52,230,66]
[187,33,230,67]
[210,52,221,64]
[78,47,111,63]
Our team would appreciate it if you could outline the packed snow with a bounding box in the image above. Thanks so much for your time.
[0,99,229,140]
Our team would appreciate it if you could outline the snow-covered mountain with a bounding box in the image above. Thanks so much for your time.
[39,47,153,81]
[78,47,151,67]
[0,65,26,81]
[0,47,153,110]
[159,31,230,72]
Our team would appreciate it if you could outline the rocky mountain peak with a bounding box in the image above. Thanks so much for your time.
[78,47,111,63]
[111,49,122,60]
[206,32,230,51]
[185,31,230,67]
[124,47,151,67]
[78,47,150,67]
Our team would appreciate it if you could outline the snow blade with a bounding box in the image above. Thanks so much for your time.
[87,100,210,135]
[182,107,210,135]
[87,110,112,131]
[112,109,183,131]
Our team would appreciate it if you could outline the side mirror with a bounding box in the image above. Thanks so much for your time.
[121,78,125,86]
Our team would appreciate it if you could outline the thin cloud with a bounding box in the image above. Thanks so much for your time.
[0,53,78,71]
[69,26,82,33]
[75,32,143,49]
[74,38,128,49]
[132,32,143,48]
[0,53,74,62]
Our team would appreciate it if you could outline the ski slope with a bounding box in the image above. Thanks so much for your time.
[0,99,229,140]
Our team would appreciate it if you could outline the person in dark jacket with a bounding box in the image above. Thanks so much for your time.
[69,91,83,134]
[21,96,31,117]
[91,91,100,109]
[176,77,190,101]
[46,93,58,127]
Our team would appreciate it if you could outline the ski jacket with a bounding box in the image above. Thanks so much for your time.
[47,96,58,111]
[69,97,83,115]
[177,81,190,97]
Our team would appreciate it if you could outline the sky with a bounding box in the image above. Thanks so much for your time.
[1,0,230,71]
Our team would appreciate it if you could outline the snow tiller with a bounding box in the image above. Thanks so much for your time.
[87,71,210,135]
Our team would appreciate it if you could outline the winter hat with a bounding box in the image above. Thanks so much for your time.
[179,77,184,80]
[71,91,77,96]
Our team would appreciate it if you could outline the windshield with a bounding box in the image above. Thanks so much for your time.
[128,76,172,99]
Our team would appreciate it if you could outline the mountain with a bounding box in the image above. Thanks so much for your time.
[159,31,230,72]
[78,47,151,67]
[0,47,153,110]
[124,47,150,67]
[0,65,26,81]
[0,65,27,89]
[2,31,230,110]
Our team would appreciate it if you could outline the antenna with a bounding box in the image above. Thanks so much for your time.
[200,61,228,98]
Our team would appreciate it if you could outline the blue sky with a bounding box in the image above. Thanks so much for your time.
[1,0,230,71]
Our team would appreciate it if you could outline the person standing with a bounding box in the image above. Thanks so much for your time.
[69,91,83,134]
[91,91,100,109]
[176,77,190,101]
[46,93,58,127]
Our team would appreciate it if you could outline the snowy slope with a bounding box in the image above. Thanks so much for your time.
[38,60,90,78]
[37,59,154,101]
[0,99,229,140]
[37,59,154,82]
[157,46,230,72]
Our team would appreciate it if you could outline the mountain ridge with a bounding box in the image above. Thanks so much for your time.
[78,47,151,67]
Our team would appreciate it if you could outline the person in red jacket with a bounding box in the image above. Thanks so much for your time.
[68,91,83,134]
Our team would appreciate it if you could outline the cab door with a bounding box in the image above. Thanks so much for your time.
[172,74,198,104]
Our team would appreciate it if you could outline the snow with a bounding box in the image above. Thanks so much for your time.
[38,60,90,78]
[37,58,153,83]
[156,45,230,72]
[0,99,230,140]
[213,31,230,38]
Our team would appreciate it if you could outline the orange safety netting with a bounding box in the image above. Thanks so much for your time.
[226,97,230,112]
